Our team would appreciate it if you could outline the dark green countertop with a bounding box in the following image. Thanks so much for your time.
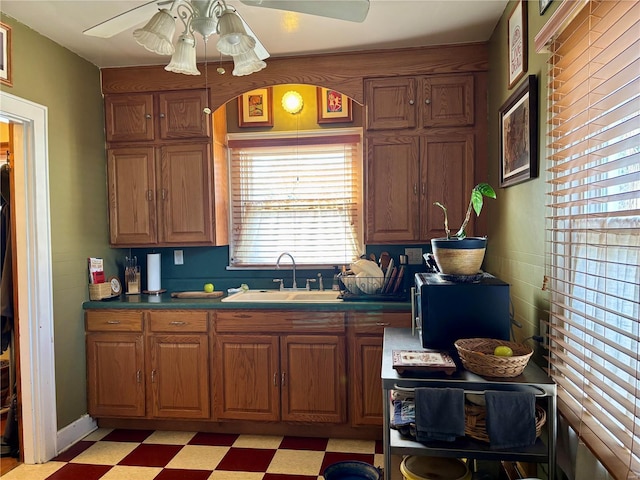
[82,293,411,312]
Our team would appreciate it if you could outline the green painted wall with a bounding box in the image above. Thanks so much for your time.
[0,14,119,428]
[485,1,559,355]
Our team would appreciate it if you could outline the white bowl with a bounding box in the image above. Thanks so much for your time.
[356,272,383,294]
[340,275,360,294]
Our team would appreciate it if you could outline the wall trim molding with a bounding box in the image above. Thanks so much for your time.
[56,415,97,454]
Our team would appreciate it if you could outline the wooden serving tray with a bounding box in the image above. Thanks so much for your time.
[171,291,224,299]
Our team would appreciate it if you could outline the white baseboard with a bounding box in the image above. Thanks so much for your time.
[56,414,97,454]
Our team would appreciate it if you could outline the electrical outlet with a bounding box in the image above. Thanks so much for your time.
[404,247,423,265]
[174,250,184,265]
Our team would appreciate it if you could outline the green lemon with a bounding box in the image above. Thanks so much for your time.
[204,283,215,293]
[494,345,513,357]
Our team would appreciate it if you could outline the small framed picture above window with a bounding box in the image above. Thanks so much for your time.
[0,22,12,87]
[507,0,527,89]
[238,88,273,127]
[316,87,353,124]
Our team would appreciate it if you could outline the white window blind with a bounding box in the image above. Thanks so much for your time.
[544,1,640,479]
[228,130,363,267]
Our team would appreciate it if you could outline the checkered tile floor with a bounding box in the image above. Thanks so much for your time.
[1,429,388,480]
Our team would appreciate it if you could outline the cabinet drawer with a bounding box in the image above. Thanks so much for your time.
[85,310,144,332]
[349,311,411,335]
[148,311,208,333]
[215,310,345,334]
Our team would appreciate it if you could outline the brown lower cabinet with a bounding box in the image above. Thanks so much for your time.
[213,310,346,424]
[348,311,412,426]
[86,308,409,429]
[85,310,210,419]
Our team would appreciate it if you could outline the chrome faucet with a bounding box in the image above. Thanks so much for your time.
[276,252,297,289]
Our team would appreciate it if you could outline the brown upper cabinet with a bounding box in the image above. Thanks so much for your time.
[365,74,474,131]
[105,90,227,247]
[105,90,211,143]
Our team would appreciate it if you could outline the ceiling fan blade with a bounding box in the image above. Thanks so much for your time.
[83,1,169,38]
[235,10,270,60]
[240,0,370,23]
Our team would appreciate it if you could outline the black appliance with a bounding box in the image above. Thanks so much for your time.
[413,272,511,349]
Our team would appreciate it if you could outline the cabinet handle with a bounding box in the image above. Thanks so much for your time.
[136,370,141,383]
[147,190,153,201]
[422,184,426,195]
[281,372,286,386]
[273,372,278,386]
[413,184,417,195]
[145,113,152,119]
[151,370,156,383]
[425,99,431,105]
[169,321,186,326]
[375,322,391,327]
[159,113,165,118]
[409,99,415,105]
[106,320,120,324]
[161,188,167,200]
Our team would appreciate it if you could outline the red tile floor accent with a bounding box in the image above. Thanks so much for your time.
[0,429,387,479]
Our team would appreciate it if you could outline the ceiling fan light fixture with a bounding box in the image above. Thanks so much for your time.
[231,49,266,76]
[133,8,176,56]
[216,10,256,56]
[165,34,201,75]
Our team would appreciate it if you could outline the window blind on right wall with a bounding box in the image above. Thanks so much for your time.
[545,1,640,479]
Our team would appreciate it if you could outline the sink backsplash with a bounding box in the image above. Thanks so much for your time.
[121,245,427,294]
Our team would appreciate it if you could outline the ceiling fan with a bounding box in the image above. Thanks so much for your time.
[84,0,369,76]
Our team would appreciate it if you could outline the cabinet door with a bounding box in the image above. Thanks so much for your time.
[213,334,280,421]
[158,143,214,244]
[365,77,417,130]
[107,147,157,245]
[148,334,210,419]
[105,94,154,142]
[421,133,475,239]
[158,90,211,140]
[280,335,346,423]
[422,75,474,127]
[86,333,145,417]
[349,312,411,426]
[365,136,420,243]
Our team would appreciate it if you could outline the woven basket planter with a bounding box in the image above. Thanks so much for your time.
[455,338,533,378]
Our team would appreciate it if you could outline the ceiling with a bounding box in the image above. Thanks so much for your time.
[0,0,508,70]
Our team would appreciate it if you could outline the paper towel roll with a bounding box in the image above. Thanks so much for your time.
[147,253,161,292]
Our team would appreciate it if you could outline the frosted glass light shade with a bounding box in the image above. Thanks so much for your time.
[282,91,303,114]
[231,49,267,76]
[165,35,201,75]
[216,10,255,56]
[133,8,176,55]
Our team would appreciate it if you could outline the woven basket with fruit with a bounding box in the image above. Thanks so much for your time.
[454,338,533,378]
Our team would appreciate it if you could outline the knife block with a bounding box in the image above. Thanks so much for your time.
[126,272,141,295]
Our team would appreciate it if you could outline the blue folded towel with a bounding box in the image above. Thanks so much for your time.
[485,390,536,449]
[415,387,465,442]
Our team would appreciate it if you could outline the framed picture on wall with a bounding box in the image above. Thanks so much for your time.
[507,0,527,89]
[0,22,12,87]
[238,88,273,127]
[499,75,538,188]
[316,87,353,124]
[539,0,553,15]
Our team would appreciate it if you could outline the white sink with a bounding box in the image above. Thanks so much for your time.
[222,290,342,303]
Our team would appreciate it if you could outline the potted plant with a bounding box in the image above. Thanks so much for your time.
[430,183,496,276]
